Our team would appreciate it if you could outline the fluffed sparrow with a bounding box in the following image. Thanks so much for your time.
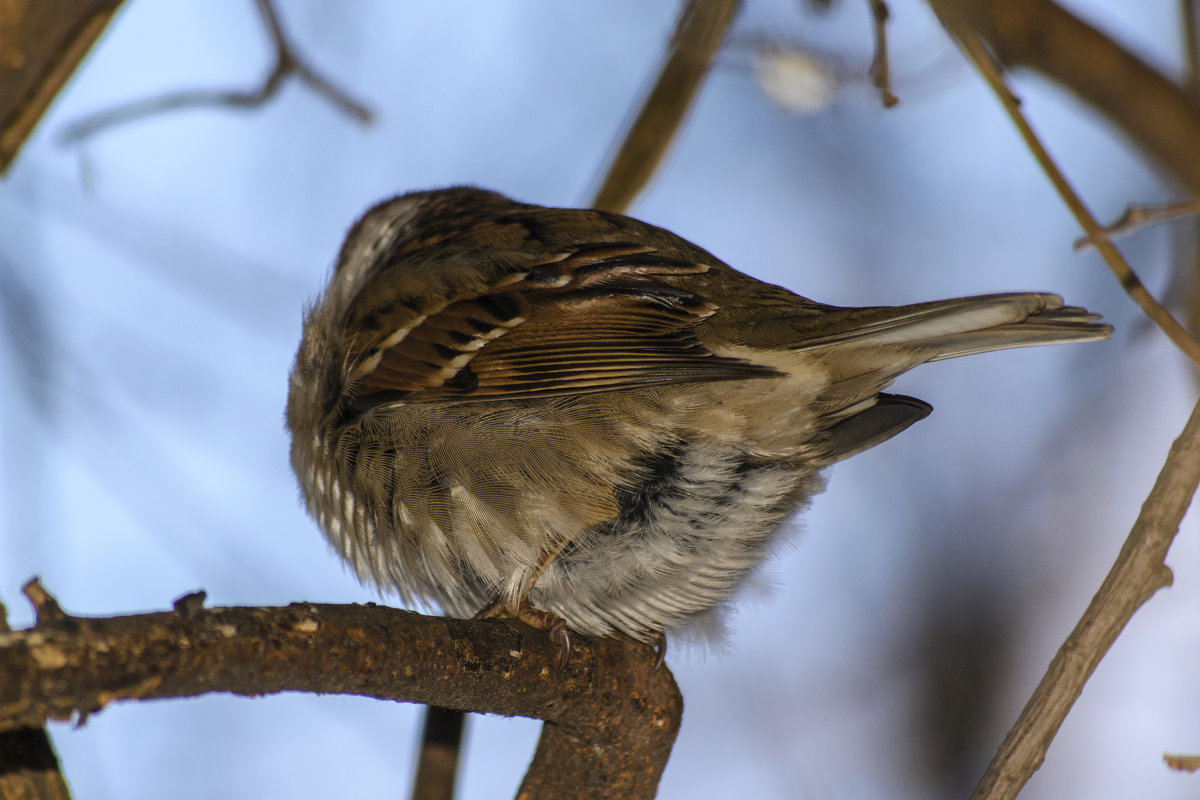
[286,187,1110,651]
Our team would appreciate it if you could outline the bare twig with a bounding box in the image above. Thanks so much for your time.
[916,5,1200,798]
[591,0,741,214]
[0,589,682,800]
[947,0,1200,198]
[969,396,1200,800]
[1072,198,1200,251]
[411,707,465,800]
[58,0,372,145]
[929,8,1200,368]
[866,0,899,107]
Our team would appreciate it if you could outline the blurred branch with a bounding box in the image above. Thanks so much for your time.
[866,0,899,107]
[920,5,1200,797]
[0,0,126,173]
[970,397,1200,800]
[931,6,1200,368]
[0,580,681,800]
[591,0,741,213]
[0,598,72,800]
[940,0,1200,197]
[1183,0,1200,96]
[1178,0,1200,374]
[1164,753,1200,772]
[411,707,465,800]
[58,0,372,145]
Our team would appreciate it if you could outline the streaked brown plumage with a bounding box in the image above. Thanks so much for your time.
[286,187,1110,646]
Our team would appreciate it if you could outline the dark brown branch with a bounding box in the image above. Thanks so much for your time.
[57,0,372,145]
[0,727,72,800]
[411,707,465,800]
[970,397,1200,800]
[0,0,126,173]
[0,585,681,800]
[945,0,1200,196]
[0,598,72,800]
[591,0,741,213]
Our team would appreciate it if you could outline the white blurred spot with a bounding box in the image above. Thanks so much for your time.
[755,50,838,113]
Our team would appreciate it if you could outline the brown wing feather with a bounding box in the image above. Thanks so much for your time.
[346,247,781,409]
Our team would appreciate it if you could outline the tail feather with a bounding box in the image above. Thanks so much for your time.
[797,292,1110,433]
[792,293,1110,358]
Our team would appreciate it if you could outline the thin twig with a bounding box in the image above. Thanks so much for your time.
[866,0,899,107]
[591,0,742,214]
[58,0,372,145]
[942,17,1200,368]
[919,6,1200,798]
[944,0,1200,198]
[970,396,1200,800]
[1072,198,1200,250]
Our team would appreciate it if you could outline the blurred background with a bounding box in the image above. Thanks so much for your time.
[2,1,1197,798]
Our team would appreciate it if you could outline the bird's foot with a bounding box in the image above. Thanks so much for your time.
[651,631,668,671]
[475,598,571,669]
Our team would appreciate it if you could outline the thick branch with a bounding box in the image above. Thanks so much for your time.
[0,595,681,800]
[0,598,72,800]
[946,0,1200,196]
[0,727,71,800]
[971,397,1200,800]
[591,0,741,213]
[0,0,126,173]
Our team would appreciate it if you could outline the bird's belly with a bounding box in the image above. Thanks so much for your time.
[532,440,826,641]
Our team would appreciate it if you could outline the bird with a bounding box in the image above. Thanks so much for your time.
[285,186,1110,655]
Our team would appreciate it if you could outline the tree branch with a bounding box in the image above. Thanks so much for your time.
[1072,198,1200,251]
[57,0,372,146]
[0,584,680,799]
[0,597,72,800]
[0,0,126,173]
[410,706,465,800]
[947,0,1200,196]
[866,0,899,107]
[970,397,1200,800]
[591,0,741,213]
[928,3,1200,368]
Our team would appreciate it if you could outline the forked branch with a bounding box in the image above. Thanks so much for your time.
[0,582,681,800]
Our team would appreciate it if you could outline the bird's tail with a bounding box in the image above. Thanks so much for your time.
[793,292,1110,465]
[791,292,1111,358]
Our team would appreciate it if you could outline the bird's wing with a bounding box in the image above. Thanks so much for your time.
[341,243,781,410]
